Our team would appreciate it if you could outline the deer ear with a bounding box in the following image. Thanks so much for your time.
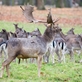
[13,23,18,28]
[20,6,24,11]
[35,28,39,31]
[14,33,17,37]
[2,29,6,32]
[13,23,18,26]
[10,32,13,34]
[24,30,26,33]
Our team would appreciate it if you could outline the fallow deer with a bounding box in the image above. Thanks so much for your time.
[0,23,61,78]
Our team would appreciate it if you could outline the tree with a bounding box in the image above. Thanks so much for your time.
[36,0,45,10]
[2,0,10,5]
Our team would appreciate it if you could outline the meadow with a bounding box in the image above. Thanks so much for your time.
[0,21,82,82]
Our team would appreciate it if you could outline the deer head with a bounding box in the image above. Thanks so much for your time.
[10,32,17,38]
[67,28,75,35]
[30,28,41,37]
[0,29,9,40]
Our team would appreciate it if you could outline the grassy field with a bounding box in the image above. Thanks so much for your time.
[0,21,82,82]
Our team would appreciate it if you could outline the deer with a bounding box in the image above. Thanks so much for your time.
[0,23,62,78]
[13,23,43,64]
[66,28,75,35]
[0,29,9,61]
[43,27,75,63]
[13,23,28,38]
[47,26,81,63]
[0,3,61,77]
[53,28,82,63]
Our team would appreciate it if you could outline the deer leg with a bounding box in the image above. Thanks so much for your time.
[46,49,50,63]
[55,49,61,63]
[69,51,74,62]
[3,47,7,61]
[25,59,28,63]
[0,56,16,78]
[6,64,10,78]
[52,52,55,64]
[0,65,5,78]
[18,58,21,64]
[43,49,50,63]
[37,55,42,77]
[61,51,65,63]
[76,50,81,57]
[61,48,67,63]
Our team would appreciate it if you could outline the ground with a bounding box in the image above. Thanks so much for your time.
[0,6,82,26]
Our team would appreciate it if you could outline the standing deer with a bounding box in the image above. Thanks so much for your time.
[0,23,61,78]
[13,23,42,64]
[0,29,9,61]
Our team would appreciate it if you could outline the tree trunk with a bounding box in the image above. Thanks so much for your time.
[79,0,82,6]
[2,0,10,5]
[64,0,73,7]
[36,0,45,10]
[18,0,24,5]
[56,0,65,8]
[9,0,15,6]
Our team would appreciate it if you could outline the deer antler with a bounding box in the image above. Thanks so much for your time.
[47,8,53,24]
[20,4,60,24]
[20,4,37,23]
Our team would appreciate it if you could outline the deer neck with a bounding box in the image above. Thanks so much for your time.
[42,31,53,43]
[59,32,66,41]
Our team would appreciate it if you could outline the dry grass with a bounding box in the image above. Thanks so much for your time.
[0,6,82,26]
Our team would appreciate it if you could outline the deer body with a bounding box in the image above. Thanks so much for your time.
[0,24,59,78]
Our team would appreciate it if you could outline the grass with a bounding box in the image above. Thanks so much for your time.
[0,21,82,82]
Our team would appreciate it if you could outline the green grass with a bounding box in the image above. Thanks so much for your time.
[0,21,82,82]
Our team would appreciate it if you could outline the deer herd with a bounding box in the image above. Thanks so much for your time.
[0,4,82,78]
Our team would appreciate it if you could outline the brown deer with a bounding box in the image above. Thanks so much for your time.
[54,28,82,63]
[13,23,42,64]
[49,27,81,63]
[0,23,61,78]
